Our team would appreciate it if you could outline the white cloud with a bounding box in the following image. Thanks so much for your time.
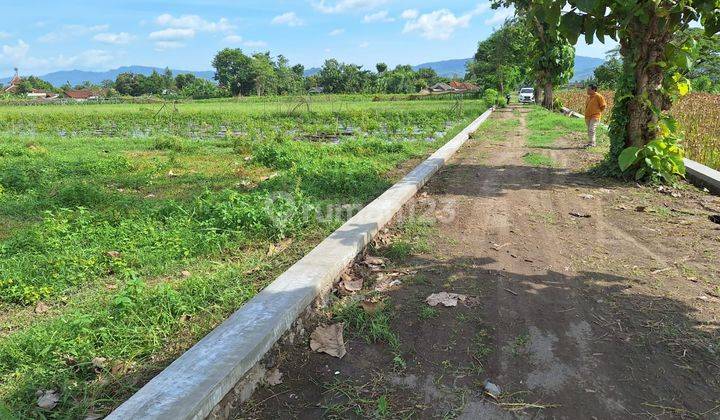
[39,24,109,43]
[223,34,244,44]
[0,32,11,40]
[359,41,370,48]
[149,28,195,41]
[400,9,419,20]
[329,28,345,36]
[313,0,388,14]
[271,12,304,27]
[155,14,235,32]
[484,6,514,26]
[242,40,268,48]
[154,41,185,51]
[0,39,116,73]
[402,5,491,40]
[93,32,135,45]
[363,10,394,23]
[403,10,471,40]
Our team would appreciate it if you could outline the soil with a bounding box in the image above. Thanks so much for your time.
[239,106,720,419]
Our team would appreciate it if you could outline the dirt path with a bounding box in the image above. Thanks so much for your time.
[241,106,720,419]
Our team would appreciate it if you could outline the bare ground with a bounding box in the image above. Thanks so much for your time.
[239,106,720,419]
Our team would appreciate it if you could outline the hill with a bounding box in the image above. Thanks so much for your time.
[0,66,214,87]
[2,56,605,88]
[412,56,605,81]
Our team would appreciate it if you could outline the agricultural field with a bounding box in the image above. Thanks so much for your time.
[0,95,488,418]
[556,90,720,170]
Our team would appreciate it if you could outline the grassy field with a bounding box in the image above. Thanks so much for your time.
[0,95,488,417]
[556,90,720,170]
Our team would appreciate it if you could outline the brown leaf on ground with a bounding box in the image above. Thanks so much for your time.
[363,256,386,268]
[265,368,284,386]
[37,390,60,410]
[180,270,192,278]
[361,299,384,314]
[310,323,346,358]
[426,292,468,307]
[106,251,121,259]
[338,273,363,295]
[91,357,107,371]
[34,302,49,314]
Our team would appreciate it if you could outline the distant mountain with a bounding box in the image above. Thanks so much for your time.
[413,58,473,79]
[413,56,605,82]
[572,56,605,82]
[2,56,605,88]
[0,66,214,87]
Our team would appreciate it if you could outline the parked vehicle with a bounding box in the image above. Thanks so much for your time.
[518,87,535,104]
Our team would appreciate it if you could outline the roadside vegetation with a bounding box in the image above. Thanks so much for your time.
[0,95,488,417]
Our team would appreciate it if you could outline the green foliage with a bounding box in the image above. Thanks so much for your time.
[618,116,687,184]
[467,20,535,94]
[559,0,720,183]
[0,97,488,417]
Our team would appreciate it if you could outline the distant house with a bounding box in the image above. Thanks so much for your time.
[449,81,480,92]
[3,69,22,94]
[64,89,101,101]
[308,86,325,94]
[429,82,455,93]
[27,89,58,99]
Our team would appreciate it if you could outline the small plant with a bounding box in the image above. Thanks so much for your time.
[419,306,439,320]
[618,116,686,184]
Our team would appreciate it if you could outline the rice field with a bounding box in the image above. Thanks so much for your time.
[556,90,720,170]
[0,95,488,418]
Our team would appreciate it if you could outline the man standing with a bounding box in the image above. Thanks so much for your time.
[584,84,607,147]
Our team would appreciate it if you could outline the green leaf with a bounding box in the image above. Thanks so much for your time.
[576,0,599,13]
[584,17,596,44]
[560,11,584,45]
[618,147,641,172]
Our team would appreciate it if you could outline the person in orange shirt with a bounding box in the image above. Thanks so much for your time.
[584,84,607,147]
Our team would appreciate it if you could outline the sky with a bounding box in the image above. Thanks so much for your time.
[0,0,616,78]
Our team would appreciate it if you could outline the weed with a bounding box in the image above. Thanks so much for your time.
[523,153,556,167]
[420,307,440,320]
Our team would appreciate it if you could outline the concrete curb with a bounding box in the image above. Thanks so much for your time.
[108,108,495,420]
[560,106,720,193]
[684,158,720,193]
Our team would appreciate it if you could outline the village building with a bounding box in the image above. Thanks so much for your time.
[64,89,101,101]
[3,69,22,94]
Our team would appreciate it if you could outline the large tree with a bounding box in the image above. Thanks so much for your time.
[467,20,534,96]
[494,1,575,109]
[560,0,720,178]
[212,48,255,96]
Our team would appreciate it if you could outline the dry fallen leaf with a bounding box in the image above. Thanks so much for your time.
[426,292,468,307]
[310,323,346,358]
[360,299,384,314]
[91,357,107,371]
[37,390,60,410]
[265,368,283,386]
[363,256,386,267]
[106,251,121,259]
[339,273,363,295]
[35,302,50,314]
[180,270,192,278]
[267,238,293,257]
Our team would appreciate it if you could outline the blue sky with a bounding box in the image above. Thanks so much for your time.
[0,0,615,77]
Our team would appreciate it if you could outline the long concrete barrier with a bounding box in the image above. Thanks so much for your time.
[108,107,495,419]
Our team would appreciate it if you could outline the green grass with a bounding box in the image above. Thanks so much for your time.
[0,96,488,417]
[523,152,557,167]
[526,106,586,148]
[470,117,520,143]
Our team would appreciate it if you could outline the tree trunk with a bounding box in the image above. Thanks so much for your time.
[621,14,671,148]
[542,81,554,110]
[534,83,541,105]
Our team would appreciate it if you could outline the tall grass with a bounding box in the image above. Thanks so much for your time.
[556,90,720,170]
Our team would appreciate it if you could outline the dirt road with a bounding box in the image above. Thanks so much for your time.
[241,106,720,419]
